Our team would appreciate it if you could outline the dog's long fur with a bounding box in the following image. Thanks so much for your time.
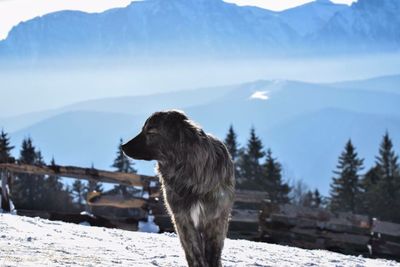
[122,110,235,267]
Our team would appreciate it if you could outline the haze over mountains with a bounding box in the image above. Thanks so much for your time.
[2,75,400,194]
[0,0,399,60]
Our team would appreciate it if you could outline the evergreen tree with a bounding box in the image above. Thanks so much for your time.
[112,138,136,195]
[237,127,264,190]
[0,129,14,163]
[224,125,240,181]
[262,149,290,204]
[329,140,364,213]
[224,125,239,161]
[359,166,381,216]
[35,150,46,166]
[373,132,400,222]
[19,138,36,164]
[72,179,87,210]
[11,138,47,210]
[42,158,75,212]
[376,132,399,180]
[112,138,137,173]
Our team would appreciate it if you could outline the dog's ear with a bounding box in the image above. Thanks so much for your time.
[180,119,205,144]
[166,110,188,123]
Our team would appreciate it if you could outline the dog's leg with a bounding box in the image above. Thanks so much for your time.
[204,216,229,267]
[174,215,208,267]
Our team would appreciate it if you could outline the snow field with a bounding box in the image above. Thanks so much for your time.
[0,214,399,267]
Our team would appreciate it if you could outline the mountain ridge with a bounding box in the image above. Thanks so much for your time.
[1,0,399,60]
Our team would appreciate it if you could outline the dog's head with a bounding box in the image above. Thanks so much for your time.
[122,110,200,161]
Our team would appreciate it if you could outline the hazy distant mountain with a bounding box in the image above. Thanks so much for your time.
[312,0,400,52]
[330,74,400,94]
[268,108,400,191]
[279,0,347,36]
[0,0,295,59]
[1,0,399,60]
[0,84,235,132]
[4,75,400,194]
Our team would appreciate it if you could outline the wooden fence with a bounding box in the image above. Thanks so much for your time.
[1,163,399,260]
[260,202,400,260]
[0,163,264,236]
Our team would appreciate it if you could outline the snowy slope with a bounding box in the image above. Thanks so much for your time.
[0,214,398,267]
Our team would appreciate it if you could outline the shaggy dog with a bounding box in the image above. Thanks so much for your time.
[122,110,235,267]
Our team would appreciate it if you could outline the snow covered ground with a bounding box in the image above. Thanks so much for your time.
[0,214,399,267]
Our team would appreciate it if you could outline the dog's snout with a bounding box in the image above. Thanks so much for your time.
[121,139,134,157]
[121,133,155,161]
[121,142,128,154]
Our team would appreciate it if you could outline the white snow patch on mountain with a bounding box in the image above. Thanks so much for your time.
[250,91,270,100]
[0,214,398,267]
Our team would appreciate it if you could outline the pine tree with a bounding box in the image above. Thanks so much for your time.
[112,138,137,173]
[359,166,381,216]
[329,139,364,213]
[0,129,14,163]
[262,149,290,204]
[112,138,136,195]
[376,132,399,180]
[35,150,45,166]
[224,125,240,182]
[11,138,47,210]
[19,138,36,164]
[72,179,87,210]
[237,127,264,190]
[224,125,239,161]
[373,132,400,222]
[42,158,74,212]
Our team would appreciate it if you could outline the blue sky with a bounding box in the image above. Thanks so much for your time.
[0,0,356,40]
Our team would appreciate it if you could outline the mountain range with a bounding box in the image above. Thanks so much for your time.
[1,0,399,60]
[1,74,400,195]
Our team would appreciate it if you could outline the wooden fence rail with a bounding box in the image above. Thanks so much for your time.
[0,163,158,187]
[0,162,267,239]
[259,203,400,260]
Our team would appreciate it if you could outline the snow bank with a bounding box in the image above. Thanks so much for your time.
[0,214,398,267]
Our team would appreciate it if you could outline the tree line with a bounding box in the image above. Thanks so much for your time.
[0,130,135,212]
[224,126,400,223]
[224,126,320,207]
[1,127,399,223]
[329,133,400,223]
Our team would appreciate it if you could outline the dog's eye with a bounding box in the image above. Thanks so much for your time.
[147,128,158,135]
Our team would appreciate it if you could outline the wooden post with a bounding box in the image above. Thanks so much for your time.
[1,170,11,212]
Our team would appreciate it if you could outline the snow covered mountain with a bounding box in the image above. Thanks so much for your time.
[0,0,295,59]
[312,0,400,52]
[278,0,347,36]
[0,0,399,60]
